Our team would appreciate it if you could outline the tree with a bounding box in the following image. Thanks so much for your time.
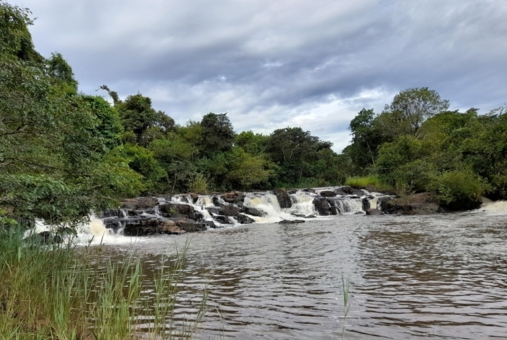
[379,87,450,138]
[267,127,333,185]
[118,94,157,144]
[199,113,235,156]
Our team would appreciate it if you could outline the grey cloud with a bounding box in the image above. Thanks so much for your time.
[10,0,507,151]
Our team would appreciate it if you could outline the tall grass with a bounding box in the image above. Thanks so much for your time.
[344,175,392,192]
[0,227,204,339]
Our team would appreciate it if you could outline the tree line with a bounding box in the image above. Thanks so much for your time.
[0,1,345,227]
[2,1,505,228]
[344,87,507,211]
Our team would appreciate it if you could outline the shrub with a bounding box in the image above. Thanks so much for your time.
[428,170,487,211]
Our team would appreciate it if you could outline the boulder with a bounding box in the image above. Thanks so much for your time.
[159,203,196,220]
[365,209,382,215]
[121,197,158,210]
[236,213,255,224]
[313,198,331,215]
[319,190,337,197]
[177,222,207,232]
[336,186,365,197]
[278,219,305,224]
[189,193,199,203]
[158,220,186,234]
[384,192,439,215]
[212,215,232,224]
[243,206,266,217]
[221,204,239,216]
[272,189,292,208]
[362,197,371,211]
[221,191,243,203]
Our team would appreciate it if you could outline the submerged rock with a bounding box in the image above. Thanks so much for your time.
[278,219,305,224]
[365,208,382,215]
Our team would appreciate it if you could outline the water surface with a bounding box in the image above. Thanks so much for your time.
[108,211,507,339]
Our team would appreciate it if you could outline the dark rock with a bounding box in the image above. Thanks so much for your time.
[243,206,266,217]
[236,213,255,224]
[99,209,126,218]
[273,189,292,208]
[278,219,305,224]
[329,206,340,215]
[221,204,239,216]
[123,217,160,236]
[203,220,217,229]
[377,196,392,211]
[189,193,199,204]
[365,209,382,215]
[336,186,365,197]
[180,196,189,203]
[320,190,337,197]
[303,188,316,193]
[121,197,158,210]
[177,223,207,232]
[313,198,331,215]
[221,191,243,203]
[384,192,439,215]
[213,215,232,224]
[362,198,371,211]
[206,206,223,215]
[158,220,186,234]
[159,203,196,220]
[25,231,63,244]
[212,196,221,206]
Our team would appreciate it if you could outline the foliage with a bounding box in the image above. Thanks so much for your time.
[428,170,486,211]
[379,87,450,138]
[199,112,236,157]
[0,227,204,339]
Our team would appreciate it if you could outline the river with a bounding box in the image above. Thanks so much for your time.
[94,205,507,339]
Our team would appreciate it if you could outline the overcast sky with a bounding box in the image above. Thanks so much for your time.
[10,0,507,152]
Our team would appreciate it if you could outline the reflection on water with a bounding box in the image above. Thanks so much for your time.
[106,212,507,339]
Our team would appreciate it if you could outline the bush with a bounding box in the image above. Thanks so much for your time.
[428,170,486,211]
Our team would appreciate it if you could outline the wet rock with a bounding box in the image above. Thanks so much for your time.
[278,219,305,224]
[25,231,63,244]
[99,209,125,218]
[377,196,392,211]
[303,188,316,193]
[212,196,221,207]
[336,186,365,197]
[243,206,266,217]
[121,197,158,210]
[213,215,232,224]
[384,192,439,215]
[221,191,243,204]
[158,220,186,234]
[273,189,292,208]
[313,198,331,215]
[236,213,255,224]
[180,196,189,203]
[189,193,199,204]
[123,217,160,236]
[221,204,239,216]
[365,209,382,215]
[159,203,196,220]
[362,197,371,211]
[320,190,337,197]
[329,206,340,215]
[177,222,207,232]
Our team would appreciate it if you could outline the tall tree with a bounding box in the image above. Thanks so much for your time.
[199,113,235,157]
[379,87,450,138]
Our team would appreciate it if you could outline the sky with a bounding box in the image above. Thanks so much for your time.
[9,0,507,152]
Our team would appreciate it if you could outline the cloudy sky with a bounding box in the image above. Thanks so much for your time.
[10,0,507,152]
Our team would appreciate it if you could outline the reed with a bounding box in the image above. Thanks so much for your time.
[345,175,392,192]
[341,275,351,340]
[0,227,204,339]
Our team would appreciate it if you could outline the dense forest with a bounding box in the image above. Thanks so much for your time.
[1,1,506,228]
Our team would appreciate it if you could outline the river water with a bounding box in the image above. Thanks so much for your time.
[95,207,507,339]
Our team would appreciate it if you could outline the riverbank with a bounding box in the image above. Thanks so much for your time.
[0,227,204,339]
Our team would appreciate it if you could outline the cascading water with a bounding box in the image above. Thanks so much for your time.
[25,186,395,244]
